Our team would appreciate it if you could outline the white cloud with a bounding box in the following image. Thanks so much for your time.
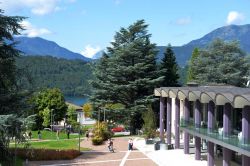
[175,17,191,25]
[81,45,101,58]
[21,21,52,37]
[226,11,245,25]
[1,0,61,15]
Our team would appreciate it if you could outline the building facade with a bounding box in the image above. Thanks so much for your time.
[155,86,250,166]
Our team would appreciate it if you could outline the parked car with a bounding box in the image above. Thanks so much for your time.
[111,127,125,132]
[44,128,51,131]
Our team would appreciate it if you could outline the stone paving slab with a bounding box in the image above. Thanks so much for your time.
[28,137,157,166]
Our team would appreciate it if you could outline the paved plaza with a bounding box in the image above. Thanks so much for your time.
[28,137,157,166]
[27,137,241,166]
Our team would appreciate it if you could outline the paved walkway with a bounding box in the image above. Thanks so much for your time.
[26,137,242,166]
[28,137,157,166]
[134,138,241,166]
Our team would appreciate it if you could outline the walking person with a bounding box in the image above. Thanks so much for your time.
[128,138,133,151]
[28,131,32,140]
[107,139,114,152]
[85,131,89,141]
[38,130,42,140]
[67,130,70,139]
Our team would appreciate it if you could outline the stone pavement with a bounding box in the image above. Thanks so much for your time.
[133,138,241,166]
[28,137,157,166]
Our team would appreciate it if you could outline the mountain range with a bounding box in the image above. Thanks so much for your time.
[13,37,91,61]
[161,24,250,66]
[94,24,250,66]
[13,24,250,66]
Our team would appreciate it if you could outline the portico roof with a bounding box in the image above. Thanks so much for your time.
[154,86,250,108]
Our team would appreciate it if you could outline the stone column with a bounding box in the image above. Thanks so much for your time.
[207,142,214,166]
[167,97,172,145]
[207,101,215,166]
[223,103,232,166]
[208,101,215,133]
[195,136,201,160]
[184,98,190,154]
[242,106,250,166]
[195,100,201,160]
[160,97,165,142]
[175,98,180,149]
[195,100,201,128]
[223,147,231,166]
[223,103,232,137]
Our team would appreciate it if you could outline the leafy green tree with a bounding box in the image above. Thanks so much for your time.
[159,44,179,86]
[66,106,79,131]
[42,108,51,127]
[32,88,68,129]
[187,48,199,82]
[189,39,248,86]
[91,20,163,134]
[83,103,93,118]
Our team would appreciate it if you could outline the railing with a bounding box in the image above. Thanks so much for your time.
[180,118,250,152]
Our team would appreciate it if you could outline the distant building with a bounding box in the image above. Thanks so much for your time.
[66,102,96,125]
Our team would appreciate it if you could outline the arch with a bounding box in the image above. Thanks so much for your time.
[154,88,161,96]
[188,91,200,101]
[177,89,189,100]
[215,93,233,105]
[200,92,215,103]
[169,89,178,98]
[161,89,169,97]
[234,95,250,108]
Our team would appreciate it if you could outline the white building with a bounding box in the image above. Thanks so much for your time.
[66,102,96,125]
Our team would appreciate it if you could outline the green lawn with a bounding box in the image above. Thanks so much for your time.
[12,139,90,151]
[31,130,80,140]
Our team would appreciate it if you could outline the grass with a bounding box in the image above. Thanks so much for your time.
[31,130,80,140]
[11,139,91,151]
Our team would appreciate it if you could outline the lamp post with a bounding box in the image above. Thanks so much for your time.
[51,109,54,132]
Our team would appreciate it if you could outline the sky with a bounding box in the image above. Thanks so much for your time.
[1,0,250,58]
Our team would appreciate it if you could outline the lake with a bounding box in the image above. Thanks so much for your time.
[65,96,89,106]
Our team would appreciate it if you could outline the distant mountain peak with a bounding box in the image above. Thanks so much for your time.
[157,24,250,66]
[13,36,91,62]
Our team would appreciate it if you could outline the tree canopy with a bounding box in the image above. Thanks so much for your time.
[187,39,249,87]
[16,56,93,96]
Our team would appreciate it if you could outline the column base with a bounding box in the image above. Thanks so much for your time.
[184,132,189,154]
[195,136,201,160]
[223,147,231,166]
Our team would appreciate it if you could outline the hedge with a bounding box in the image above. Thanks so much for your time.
[10,148,80,161]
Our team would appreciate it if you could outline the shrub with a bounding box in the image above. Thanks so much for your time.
[10,148,80,161]
[92,136,103,145]
[143,105,157,139]
[92,122,113,142]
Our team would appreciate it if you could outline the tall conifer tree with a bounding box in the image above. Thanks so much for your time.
[91,20,163,133]
[0,9,34,164]
[159,44,179,87]
[187,48,199,82]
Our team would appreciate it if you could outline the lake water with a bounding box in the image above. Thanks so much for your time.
[65,96,89,106]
